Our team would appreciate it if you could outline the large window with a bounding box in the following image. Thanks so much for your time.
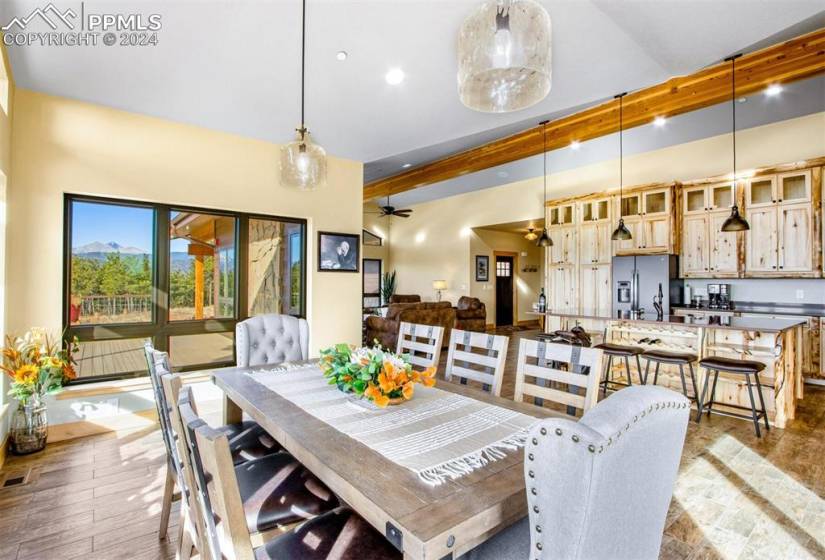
[64,195,306,382]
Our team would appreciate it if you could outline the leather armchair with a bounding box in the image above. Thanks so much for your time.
[455,296,487,332]
[365,302,455,350]
[236,314,309,367]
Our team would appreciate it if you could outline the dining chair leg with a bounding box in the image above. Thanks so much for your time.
[159,464,175,539]
[178,517,194,560]
[602,355,613,397]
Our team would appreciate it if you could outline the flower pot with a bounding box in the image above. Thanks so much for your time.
[10,396,48,455]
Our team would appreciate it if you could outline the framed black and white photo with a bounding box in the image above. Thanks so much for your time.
[475,255,489,282]
[318,231,360,272]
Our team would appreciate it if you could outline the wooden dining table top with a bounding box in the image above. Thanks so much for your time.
[211,362,561,560]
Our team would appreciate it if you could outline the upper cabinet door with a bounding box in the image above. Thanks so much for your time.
[746,176,777,208]
[709,213,739,275]
[642,189,669,217]
[595,222,612,263]
[709,183,735,212]
[683,186,707,215]
[549,226,577,265]
[619,193,642,219]
[549,204,576,227]
[642,215,670,251]
[581,198,610,222]
[777,170,811,205]
[613,219,643,254]
[745,207,778,271]
[778,203,813,272]
[578,223,597,265]
[681,215,708,275]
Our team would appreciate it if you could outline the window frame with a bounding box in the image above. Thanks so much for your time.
[362,258,382,309]
[63,194,308,383]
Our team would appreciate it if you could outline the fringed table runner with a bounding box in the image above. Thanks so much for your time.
[248,362,539,485]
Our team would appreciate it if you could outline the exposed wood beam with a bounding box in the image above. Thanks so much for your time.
[364,27,825,201]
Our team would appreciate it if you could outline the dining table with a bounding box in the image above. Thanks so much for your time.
[211,360,560,560]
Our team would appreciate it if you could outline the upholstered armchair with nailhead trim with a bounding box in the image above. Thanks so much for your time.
[460,385,690,560]
[236,314,309,367]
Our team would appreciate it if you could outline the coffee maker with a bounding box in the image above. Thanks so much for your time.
[708,283,732,309]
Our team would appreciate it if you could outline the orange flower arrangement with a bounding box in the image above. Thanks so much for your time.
[320,343,436,408]
[1,330,79,405]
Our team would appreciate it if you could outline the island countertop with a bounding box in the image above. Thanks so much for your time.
[527,309,806,333]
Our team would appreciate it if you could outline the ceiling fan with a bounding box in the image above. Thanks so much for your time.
[368,193,413,218]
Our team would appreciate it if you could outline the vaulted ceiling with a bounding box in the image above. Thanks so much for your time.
[2,1,823,173]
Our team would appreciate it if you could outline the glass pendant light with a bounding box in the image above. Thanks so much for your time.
[524,228,538,241]
[457,0,552,113]
[280,0,327,190]
[536,120,552,248]
[611,92,632,241]
[721,54,750,232]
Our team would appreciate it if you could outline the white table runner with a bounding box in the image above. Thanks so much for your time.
[248,362,539,485]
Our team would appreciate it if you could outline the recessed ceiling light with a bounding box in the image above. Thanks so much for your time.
[336,51,348,61]
[737,97,747,103]
[653,116,667,127]
[497,171,509,178]
[570,140,580,150]
[765,84,783,97]
[385,68,405,85]
[402,163,412,168]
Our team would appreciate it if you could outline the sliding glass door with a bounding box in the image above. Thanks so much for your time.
[64,195,306,382]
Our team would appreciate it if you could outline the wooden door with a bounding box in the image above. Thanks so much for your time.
[778,203,813,272]
[745,207,778,271]
[549,226,576,265]
[592,264,611,315]
[708,212,739,275]
[594,222,612,263]
[681,215,708,275]
[642,215,670,251]
[495,255,514,326]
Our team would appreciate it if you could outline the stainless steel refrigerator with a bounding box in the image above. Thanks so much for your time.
[611,255,681,315]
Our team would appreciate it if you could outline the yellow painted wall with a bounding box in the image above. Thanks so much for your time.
[7,89,364,356]
[388,112,825,302]
[471,229,544,325]
[0,42,14,458]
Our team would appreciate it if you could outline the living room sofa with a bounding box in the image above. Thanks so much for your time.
[365,301,456,350]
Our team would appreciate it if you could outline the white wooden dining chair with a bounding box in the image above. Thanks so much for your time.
[444,329,509,396]
[396,322,444,371]
[514,338,604,416]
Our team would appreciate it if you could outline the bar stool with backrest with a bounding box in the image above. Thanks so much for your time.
[175,384,400,560]
[697,356,770,437]
[593,342,645,396]
[641,349,700,410]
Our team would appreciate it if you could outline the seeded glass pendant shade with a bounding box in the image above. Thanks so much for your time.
[458,0,552,113]
[720,54,750,232]
[280,0,326,190]
[611,92,632,242]
[281,128,327,190]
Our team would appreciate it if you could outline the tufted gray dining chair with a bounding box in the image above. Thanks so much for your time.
[460,385,690,560]
[236,314,309,367]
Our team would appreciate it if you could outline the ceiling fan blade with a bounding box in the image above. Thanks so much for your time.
[394,209,412,214]
[394,212,412,218]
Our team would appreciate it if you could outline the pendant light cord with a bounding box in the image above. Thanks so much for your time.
[542,121,548,202]
[301,0,307,130]
[729,55,738,181]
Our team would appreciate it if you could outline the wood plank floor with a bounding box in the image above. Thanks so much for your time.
[1,328,824,560]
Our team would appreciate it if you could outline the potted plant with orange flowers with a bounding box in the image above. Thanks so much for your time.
[319,342,436,408]
[2,329,78,454]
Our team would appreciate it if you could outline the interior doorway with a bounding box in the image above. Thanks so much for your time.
[494,252,517,327]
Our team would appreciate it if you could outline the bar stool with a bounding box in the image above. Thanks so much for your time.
[593,343,644,396]
[697,356,770,437]
[641,349,699,407]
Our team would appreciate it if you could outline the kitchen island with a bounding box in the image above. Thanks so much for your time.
[529,309,806,428]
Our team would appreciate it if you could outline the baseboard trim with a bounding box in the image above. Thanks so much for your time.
[47,408,159,443]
